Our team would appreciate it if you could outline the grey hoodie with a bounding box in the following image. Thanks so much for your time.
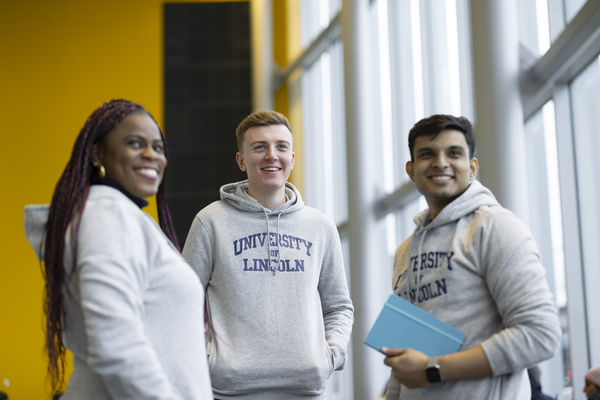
[385,179,561,399]
[182,180,354,399]
[24,185,213,400]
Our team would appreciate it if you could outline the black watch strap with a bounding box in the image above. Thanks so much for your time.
[425,357,443,383]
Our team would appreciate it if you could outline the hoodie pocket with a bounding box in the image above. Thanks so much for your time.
[300,339,335,392]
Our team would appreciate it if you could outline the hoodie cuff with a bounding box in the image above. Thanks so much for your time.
[330,343,347,371]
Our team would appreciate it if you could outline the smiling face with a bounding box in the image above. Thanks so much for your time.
[236,124,295,202]
[92,112,167,199]
[406,129,478,220]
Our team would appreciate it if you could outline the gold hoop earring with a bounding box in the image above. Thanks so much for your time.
[99,165,106,178]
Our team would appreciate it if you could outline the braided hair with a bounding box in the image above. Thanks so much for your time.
[42,99,178,395]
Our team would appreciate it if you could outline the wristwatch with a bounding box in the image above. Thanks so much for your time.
[425,357,443,383]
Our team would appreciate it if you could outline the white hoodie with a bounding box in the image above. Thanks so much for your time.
[182,180,354,399]
[24,185,213,400]
[386,180,561,400]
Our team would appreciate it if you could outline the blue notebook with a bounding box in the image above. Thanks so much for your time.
[364,294,465,356]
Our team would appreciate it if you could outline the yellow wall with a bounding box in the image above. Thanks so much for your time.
[273,0,303,194]
[0,0,245,398]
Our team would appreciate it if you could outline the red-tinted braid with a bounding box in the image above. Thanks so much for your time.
[42,99,179,395]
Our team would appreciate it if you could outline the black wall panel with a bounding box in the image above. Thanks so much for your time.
[164,2,251,246]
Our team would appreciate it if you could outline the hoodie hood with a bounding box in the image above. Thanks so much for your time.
[413,179,499,229]
[219,179,305,215]
[404,179,500,301]
[24,204,50,261]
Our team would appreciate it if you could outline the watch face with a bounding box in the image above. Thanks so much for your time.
[426,366,442,383]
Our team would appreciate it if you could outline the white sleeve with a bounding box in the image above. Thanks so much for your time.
[318,218,354,371]
[181,213,214,290]
[479,212,562,375]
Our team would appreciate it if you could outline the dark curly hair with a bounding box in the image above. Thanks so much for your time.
[408,114,476,161]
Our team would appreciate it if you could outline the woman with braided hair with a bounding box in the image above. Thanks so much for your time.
[24,99,213,399]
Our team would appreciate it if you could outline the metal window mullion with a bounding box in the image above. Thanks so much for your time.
[552,83,589,390]
[522,0,600,119]
[274,11,342,90]
[457,0,475,120]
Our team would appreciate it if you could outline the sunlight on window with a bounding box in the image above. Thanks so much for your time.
[318,0,329,30]
[386,214,398,256]
[571,56,600,369]
[321,52,335,217]
[535,0,550,54]
[445,0,461,115]
[542,101,566,307]
[565,0,587,23]
[411,0,424,120]
[377,0,395,193]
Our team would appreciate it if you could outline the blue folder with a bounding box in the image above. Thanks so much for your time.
[364,294,465,356]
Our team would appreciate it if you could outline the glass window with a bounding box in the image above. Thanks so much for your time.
[298,0,347,226]
[517,0,551,56]
[285,0,599,398]
[524,101,571,399]
[301,43,348,225]
[394,197,426,247]
[564,0,586,23]
[387,0,422,189]
[328,0,342,20]
[300,0,340,48]
[519,0,589,56]
[418,0,468,115]
[376,0,395,194]
[387,0,473,190]
[571,56,600,369]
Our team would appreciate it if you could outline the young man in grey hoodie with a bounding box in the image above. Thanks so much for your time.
[382,115,561,399]
[182,110,354,400]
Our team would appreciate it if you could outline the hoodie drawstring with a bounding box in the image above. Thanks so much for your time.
[264,210,283,275]
[406,228,428,304]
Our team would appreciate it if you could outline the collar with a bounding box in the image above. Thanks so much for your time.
[90,176,149,208]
